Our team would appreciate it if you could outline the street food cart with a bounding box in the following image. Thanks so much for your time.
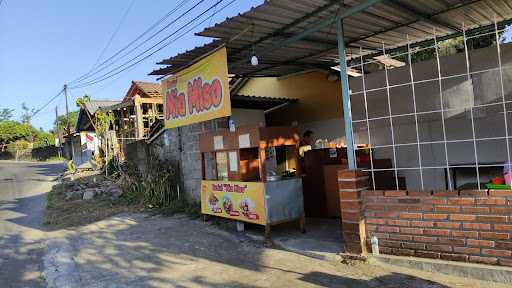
[199,125,305,238]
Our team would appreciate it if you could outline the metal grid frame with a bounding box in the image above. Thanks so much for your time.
[348,17,512,191]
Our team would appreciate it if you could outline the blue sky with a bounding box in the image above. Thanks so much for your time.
[0,0,263,130]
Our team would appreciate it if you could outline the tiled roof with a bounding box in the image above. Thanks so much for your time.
[133,81,162,98]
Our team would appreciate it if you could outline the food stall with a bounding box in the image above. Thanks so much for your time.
[199,125,305,238]
[158,46,304,238]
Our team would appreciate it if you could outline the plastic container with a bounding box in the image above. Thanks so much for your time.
[504,163,512,185]
[505,172,512,186]
[371,236,379,255]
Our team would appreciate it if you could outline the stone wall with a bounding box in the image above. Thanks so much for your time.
[147,118,228,202]
[125,139,149,175]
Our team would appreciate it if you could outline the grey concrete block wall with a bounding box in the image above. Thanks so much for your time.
[125,139,149,175]
[145,118,228,202]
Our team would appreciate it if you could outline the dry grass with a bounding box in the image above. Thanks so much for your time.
[44,177,139,230]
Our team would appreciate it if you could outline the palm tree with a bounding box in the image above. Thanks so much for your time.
[76,95,97,131]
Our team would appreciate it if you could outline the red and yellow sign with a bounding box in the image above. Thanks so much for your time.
[162,47,231,128]
[201,180,266,225]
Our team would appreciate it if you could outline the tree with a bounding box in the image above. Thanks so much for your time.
[94,110,114,137]
[21,103,35,124]
[0,108,14,121]
[75,94,97,131]
[55,111,79,135]
[0,121,34,151]
[75,94,91,108]
[33,130,54,148]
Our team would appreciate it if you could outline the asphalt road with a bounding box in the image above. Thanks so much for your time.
[0,161,65,288]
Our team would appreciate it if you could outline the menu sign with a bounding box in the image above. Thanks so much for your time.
[201,180,266,225]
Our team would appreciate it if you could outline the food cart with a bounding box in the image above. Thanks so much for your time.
[199,125,305,239]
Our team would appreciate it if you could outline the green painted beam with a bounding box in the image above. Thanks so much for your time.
[228,0,341,59]
[336,19,356,169]
[231,0,385,68]
[277,0,385,51]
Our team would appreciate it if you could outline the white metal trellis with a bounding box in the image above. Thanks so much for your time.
[348,19,512,191]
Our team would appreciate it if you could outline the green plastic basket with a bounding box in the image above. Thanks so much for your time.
[485,183,511,190]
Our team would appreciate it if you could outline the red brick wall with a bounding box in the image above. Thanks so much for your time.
[338,170,369,254]
[363,190,512,266]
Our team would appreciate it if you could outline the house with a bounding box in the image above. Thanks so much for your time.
[107,81,164,140]
[73,99,121,167]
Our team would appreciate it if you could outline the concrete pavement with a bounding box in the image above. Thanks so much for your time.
[0,161,65,288]
[0,161,508,287]
[44,213,508,288]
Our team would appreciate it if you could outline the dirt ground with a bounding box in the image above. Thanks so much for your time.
[43,213,508,288]
[44,170,137,230]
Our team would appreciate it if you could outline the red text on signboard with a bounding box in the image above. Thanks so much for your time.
[166,77,223,120]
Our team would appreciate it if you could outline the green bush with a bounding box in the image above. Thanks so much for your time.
[67,160,76,172]
[119,160,180,209]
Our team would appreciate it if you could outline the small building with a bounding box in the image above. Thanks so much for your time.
[74,99,121,167]
[108,81,164,141]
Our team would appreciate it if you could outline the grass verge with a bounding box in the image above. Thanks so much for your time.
[155,200,201,219]
[45,178,201,230]
[44,182,138,230]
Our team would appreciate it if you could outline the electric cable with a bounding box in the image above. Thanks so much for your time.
[70,0,234,89]
[90,0,137,72]
[68,0,195,85]
[31,89,64,118]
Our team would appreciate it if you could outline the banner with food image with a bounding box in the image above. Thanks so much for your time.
[201,180,266,225]
[162,46,231,129]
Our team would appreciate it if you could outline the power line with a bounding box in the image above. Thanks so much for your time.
[89,0,137,72]
[29,1,199,121]
[70,0,234,89]
[70,0,223,89]
[70,0,202,86]
[68,0,194,85]
[31,89,64,118]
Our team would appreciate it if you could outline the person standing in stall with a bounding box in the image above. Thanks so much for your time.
[299,130,314,174]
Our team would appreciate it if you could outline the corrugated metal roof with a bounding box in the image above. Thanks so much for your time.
[100,100,134,111]
[150,0,512,77]
[84,100,121,115]
[77,100,121,132]
[231,94,297,110]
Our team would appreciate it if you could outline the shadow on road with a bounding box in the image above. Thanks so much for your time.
[46,214,454,287]
[0,193,50,231]
[299,271,449,287]
[0,234,46,287]
[27,163,66,177]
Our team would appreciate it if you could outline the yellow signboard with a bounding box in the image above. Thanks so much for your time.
[162,47,231,128]
[201,180,266,225]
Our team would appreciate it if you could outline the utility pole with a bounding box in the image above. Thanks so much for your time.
[64,84,75,162]
[64,84,70,134]
[55,106,61,158]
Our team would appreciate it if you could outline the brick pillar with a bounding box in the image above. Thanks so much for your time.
[338,169,369,255]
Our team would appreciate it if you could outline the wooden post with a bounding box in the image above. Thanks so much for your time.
[134,96,144,139]
[200,152,205,180]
